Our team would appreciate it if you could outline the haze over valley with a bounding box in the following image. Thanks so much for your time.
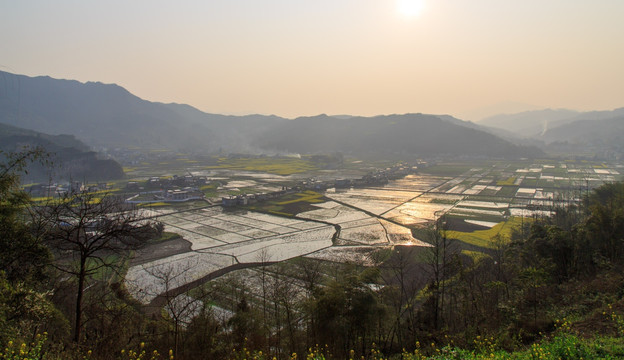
[2,1,624,359]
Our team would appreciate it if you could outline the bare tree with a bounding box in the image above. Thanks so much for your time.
[141,259,204,358]
[255,248,272,352]
[35,190,158,343]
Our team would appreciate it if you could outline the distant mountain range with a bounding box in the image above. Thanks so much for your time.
[254,114,541,158]
[541,116,624,147]
[477,108,624,139]
[475,108,624,157]
[0,71,542,159]
[478,109,581,138]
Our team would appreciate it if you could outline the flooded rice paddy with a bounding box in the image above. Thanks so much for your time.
[126,160,624,303]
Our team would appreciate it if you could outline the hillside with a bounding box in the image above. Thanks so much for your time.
[478,108,624,139]
[477,109,581,138]
[539,116,624,158]
[0,123,124,181]
[0,71,542,159]
[541,116,624,143]
[256,114,543,158]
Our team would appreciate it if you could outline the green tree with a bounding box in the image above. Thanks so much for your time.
[311,265,383,358]
[0,148,50,283]
[0,148,66,341]
[585,189,624,263]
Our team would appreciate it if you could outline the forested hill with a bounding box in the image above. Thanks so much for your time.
[255,114,543,158]
[540,115,624,146]
[0,71,542,159]
[0,123,124,181]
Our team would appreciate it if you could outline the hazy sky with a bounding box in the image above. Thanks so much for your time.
[2,0,623,120]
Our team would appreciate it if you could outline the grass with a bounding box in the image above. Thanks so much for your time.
[461,249,490,262]
[6,330,624,360]
[87,254,128,282]
[496,176,517,186]
[445,217,525,249]
[225,187,258,196]
[398,333,624,359]
[149,231,181,244]
[521,178,539,187]
[249,191,327,216]
[277,190,324,205]
[204,157,318,175]
[137,201,168,207]
[29,196,54,202]
[429,198,459,204]
[200,183,219,197]
[421,164,476,177]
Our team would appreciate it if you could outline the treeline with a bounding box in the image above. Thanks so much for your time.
[2,149,624,359]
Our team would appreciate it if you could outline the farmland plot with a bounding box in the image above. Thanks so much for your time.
[305,246,381,265]
[158,225,226,249]
[325,188,421,215]
[339,224,389,245]
[516,188,536,197]
[299,201,425,246]
[382,175,448,192]
[126,251,234,304]
[126,207,338,303]
[384,200,455,224]
[299,202,385,244]
[298,201,370,223]
[509,207,553,217]
[198,226,335,263]
[380,219,430,245]
[450,207,506,217]
[465,220,498,228]
[127,159,624,310]
[463,184,487,195]
[456,200,509,209]
[446,185,466,194]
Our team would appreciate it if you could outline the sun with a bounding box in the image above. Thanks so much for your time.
[397,0,425,18]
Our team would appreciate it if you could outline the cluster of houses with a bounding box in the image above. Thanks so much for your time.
[26,181,110,197]
[222,187,294,207]
[125,174,207,204]
[125,187,205,204]
[126,174,208,191]
[222,163,420,207]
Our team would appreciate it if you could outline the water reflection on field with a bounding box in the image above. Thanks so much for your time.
[128,162,624,303]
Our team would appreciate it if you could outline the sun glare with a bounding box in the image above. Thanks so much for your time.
[397,0,425,18]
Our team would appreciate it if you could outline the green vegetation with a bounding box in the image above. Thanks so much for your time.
[149,231,181,244]
[496,176,516,186]
[137,201,168,208]
[277,190,324,205]
[421,164,476,176]
[200,182,219,197]
[461,249,491,262]
[225,187,258,196]
[206,156,318,175]
[249,191,327,216]
[446,217,525,248]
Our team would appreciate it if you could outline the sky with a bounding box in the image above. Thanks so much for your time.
[1,0,623,121]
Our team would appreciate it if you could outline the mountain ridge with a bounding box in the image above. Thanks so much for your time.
[0,71,542,159]
[0,122,124,181]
